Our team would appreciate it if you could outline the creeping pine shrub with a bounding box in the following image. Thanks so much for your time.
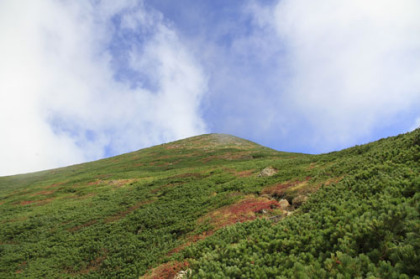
[413,129,420,146]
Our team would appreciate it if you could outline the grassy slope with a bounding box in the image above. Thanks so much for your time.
[0,132,419,278]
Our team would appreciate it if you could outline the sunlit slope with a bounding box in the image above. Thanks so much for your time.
[0,134,306,278]
[0,131,419,278]
[0,134,281,192]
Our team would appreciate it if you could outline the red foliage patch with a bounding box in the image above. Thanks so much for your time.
[166,196,279,257]
[88,180,101,186]
[224,168,255,177]
[226,198,278,222]
[143,260,189,279]
[30,190,55,197]
[200,196,280,230]
[262,177,311,197]
[34,198,55,206]
[19,200,37,206]
[235,169,254,177]
[16,197,56,206]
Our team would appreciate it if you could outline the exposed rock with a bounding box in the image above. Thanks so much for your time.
[292,195,308,207]
[174,269,191,279]
[258,167,277,177]
[278,199,290,209]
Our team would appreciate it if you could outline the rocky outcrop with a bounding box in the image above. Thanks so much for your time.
[174,269,191,279]
[258,167,277,177]
[278,199,290,209]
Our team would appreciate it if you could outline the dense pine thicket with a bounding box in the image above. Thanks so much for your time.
[178,130,420,278]
[0,131,419,278]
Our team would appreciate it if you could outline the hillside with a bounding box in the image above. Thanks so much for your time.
[0,131,419,278]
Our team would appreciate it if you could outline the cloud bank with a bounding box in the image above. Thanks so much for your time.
[0,0,207,176]
[249,0,420,150]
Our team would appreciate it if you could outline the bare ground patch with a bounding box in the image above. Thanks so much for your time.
[262,177,312,198]
[198,195,282,230]
[141,260,190,279]
[30,190,55,197]
[224,168,255,178]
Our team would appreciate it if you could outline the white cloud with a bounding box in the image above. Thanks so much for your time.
[410,117,420,131]
[0,0,207,176]
[250,0,420,150]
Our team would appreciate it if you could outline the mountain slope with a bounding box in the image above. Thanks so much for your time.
[0,131,419,278]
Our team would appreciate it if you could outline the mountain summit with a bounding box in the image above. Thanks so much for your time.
[0,130,419,278]
[162,133,265,150]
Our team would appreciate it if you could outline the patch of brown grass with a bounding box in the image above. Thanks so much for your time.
[262,177,312,197]
[18,200,37,206]
[199,196,281,230]
[142,260,189,279]
[223,167,255,177]
[34,198,55,206]
[235,169,254,177]
[30,190,55,197]
[166,196,282,256]
[262,181,297,197]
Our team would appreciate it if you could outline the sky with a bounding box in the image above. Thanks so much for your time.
[1,0,419,176]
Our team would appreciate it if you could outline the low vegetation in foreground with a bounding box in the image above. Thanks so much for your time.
[0,131,419,278]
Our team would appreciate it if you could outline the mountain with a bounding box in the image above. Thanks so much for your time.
[0,131,419,278]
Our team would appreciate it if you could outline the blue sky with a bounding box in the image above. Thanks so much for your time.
[1,0,419,176]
